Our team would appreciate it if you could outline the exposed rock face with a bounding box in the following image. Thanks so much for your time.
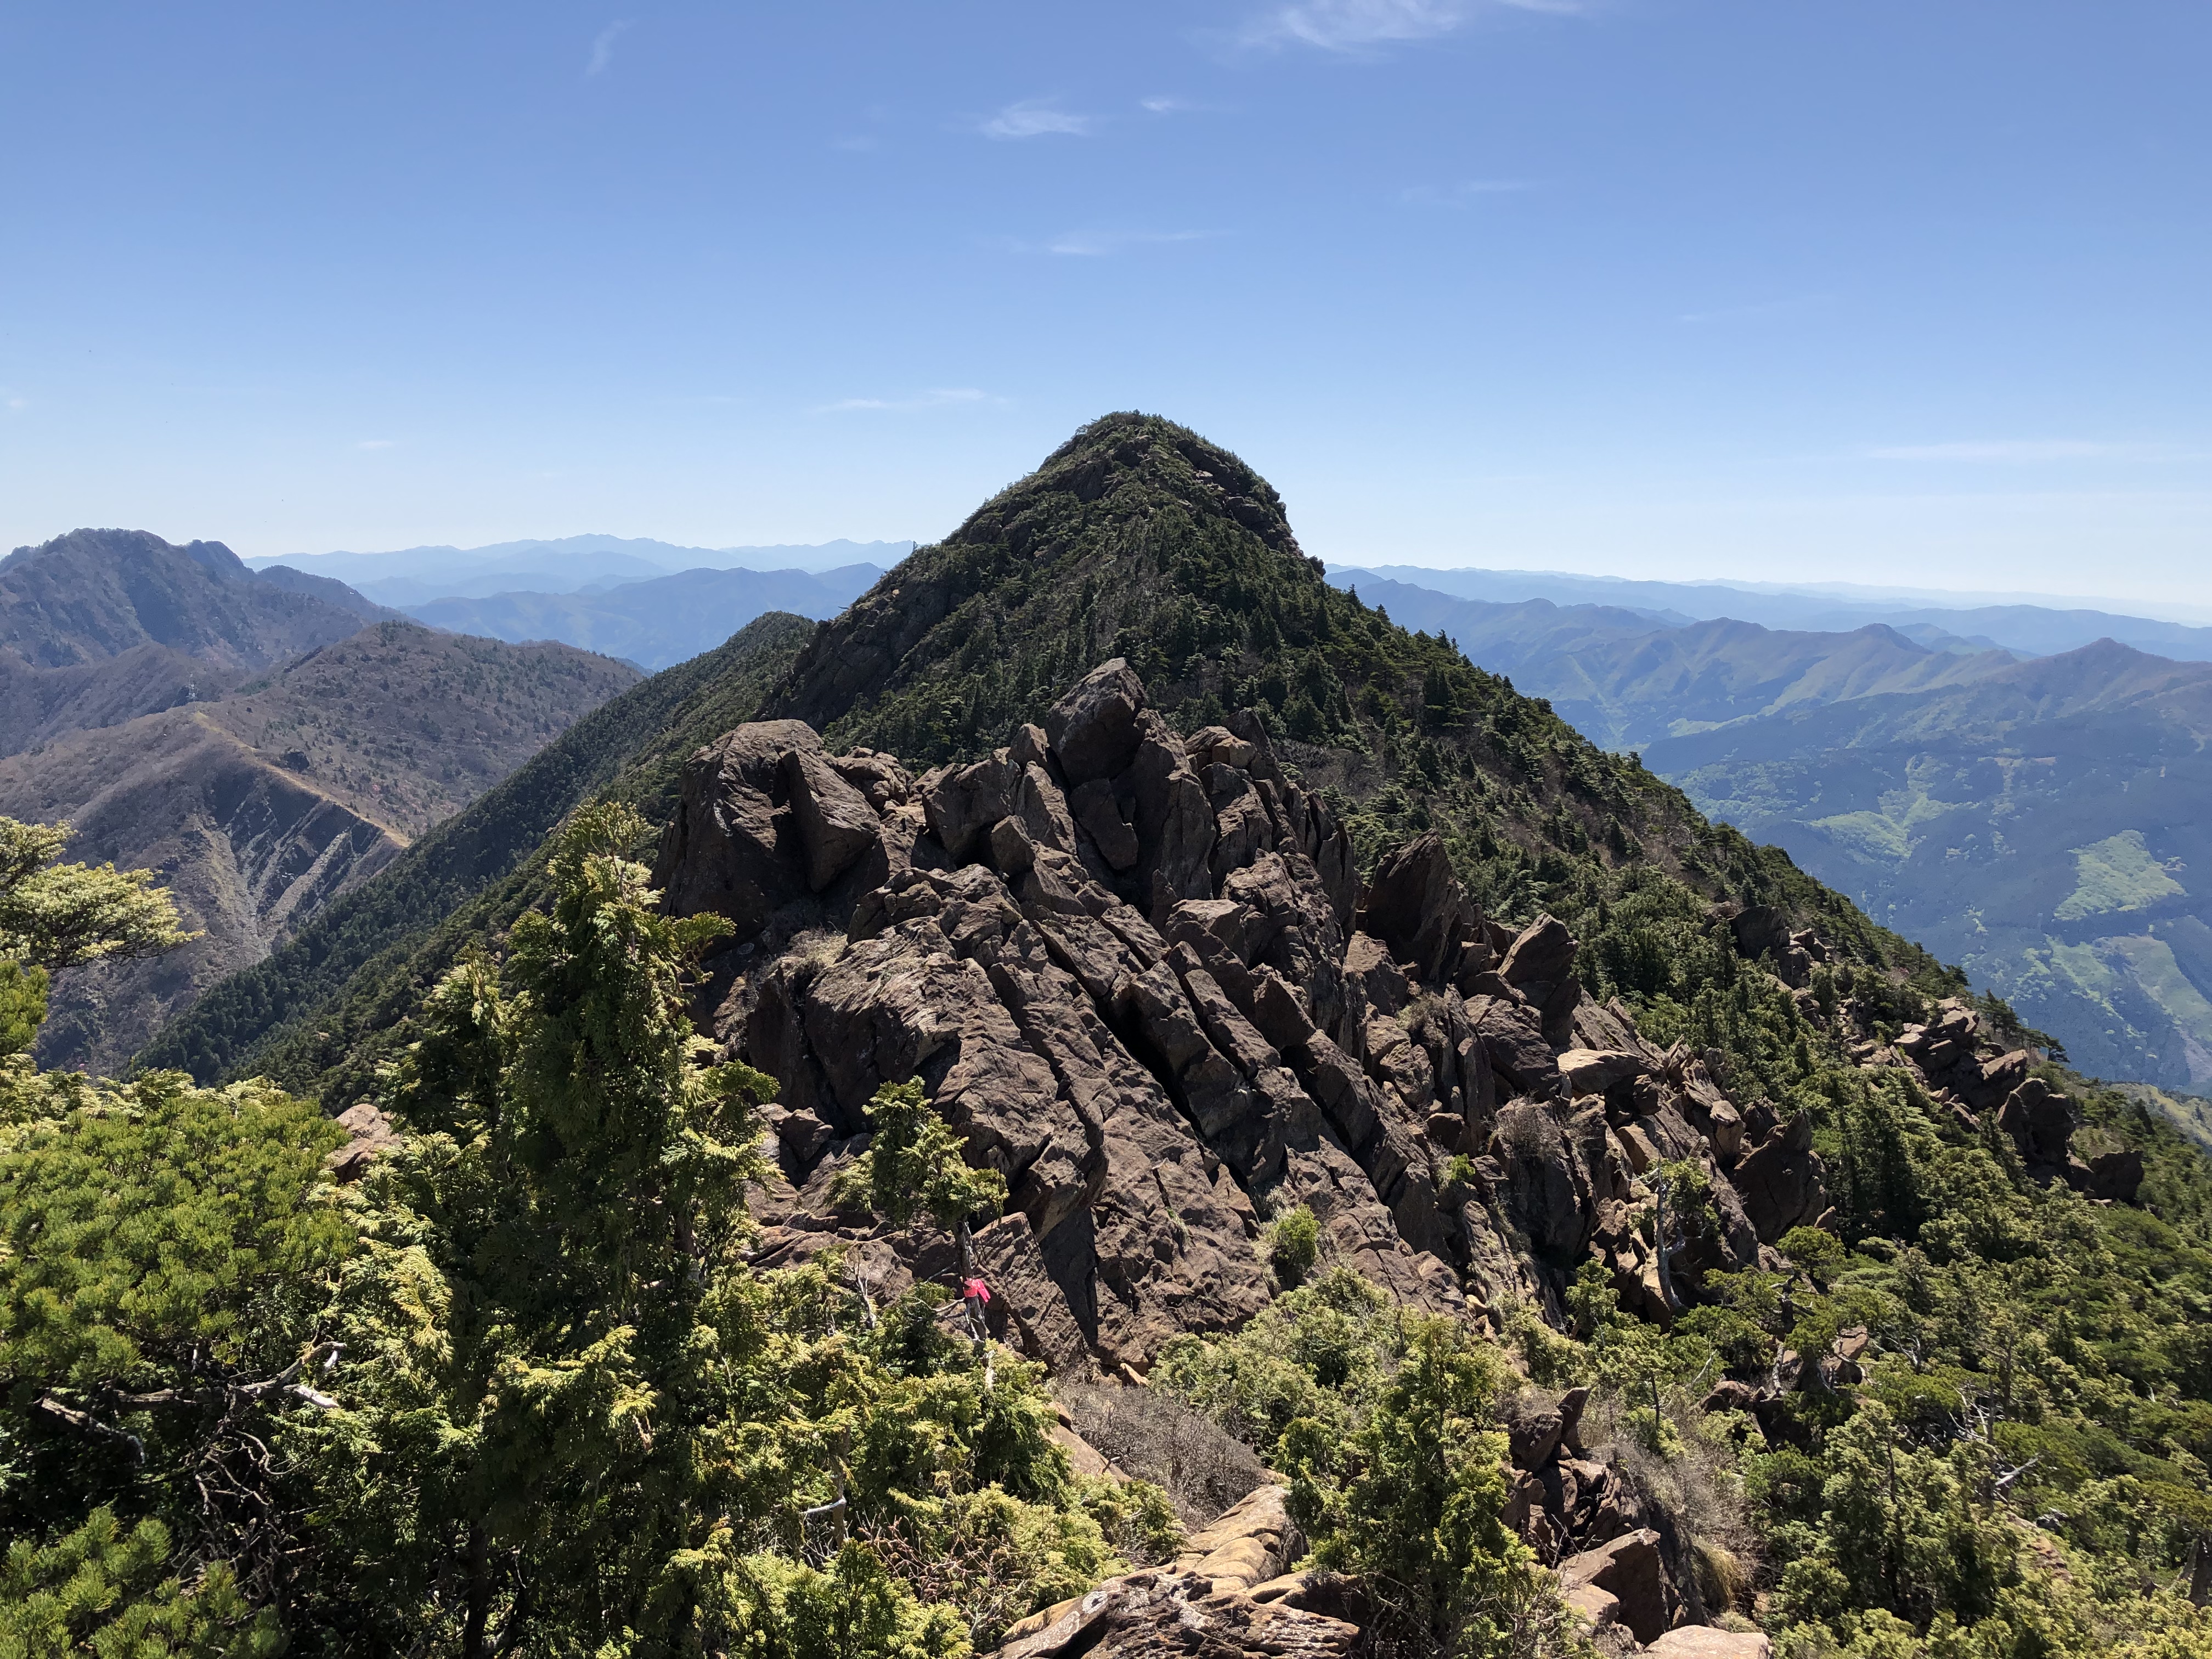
[326,1101,400,1182]
[1559,1529,1673,1643]
[1171,1483,1299,1594]
[1732,1113,1830,1244]
[1646,1629,1774,1658]
[657,659,1773,1375]
[1880,997,2140,1204]
[648,656,2066,1657]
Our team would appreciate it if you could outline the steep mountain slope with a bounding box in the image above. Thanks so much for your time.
[0,530,402,759]
[1334,576,2019,749]
[402,562,883,669]
[1,622,637,1073]
[1649,641,2212,1088]
[134,414,2212,1654]
[0,529,375,670]
[251,560,402,621]
[155,414,1975,1114]
[136,611,814,1087]
[0,644,244,757]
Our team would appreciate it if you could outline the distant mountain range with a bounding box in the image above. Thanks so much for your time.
[1333,563,2212,662]
[252,535,913,605]
[0,530,641,1073]
[399,563,884,670]
[1329,577,2024,751]
[1338,566,2212,1091]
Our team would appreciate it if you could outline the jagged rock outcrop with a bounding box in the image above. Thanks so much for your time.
[650,656,2121,1656]
[1882,997,2142,1204]
[656,659,1780,1376]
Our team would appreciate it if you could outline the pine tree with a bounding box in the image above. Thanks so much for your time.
[296,806,1103,1656]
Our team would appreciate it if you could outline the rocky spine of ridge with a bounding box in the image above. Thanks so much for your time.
[661,656,1819,1360]
[642,653,2142,1654]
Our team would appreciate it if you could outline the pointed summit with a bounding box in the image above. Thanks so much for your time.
[765,412,1324,755]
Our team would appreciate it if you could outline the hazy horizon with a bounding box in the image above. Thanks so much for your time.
[3,4,2203,605]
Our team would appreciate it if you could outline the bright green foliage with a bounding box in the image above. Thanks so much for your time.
[1155,1268,1395,1459]
[834,1080,1006,1235]
[1765,1402,2018,1634]
[0,962,48,1062]
[1265,1204,1322,1286]
[291,804,1122,1656]
[0,817,194,975]
[1289,1318,1550,1659]
[655,1541,966,1659]
[1159,1275,1570,1657]
[0,813,195,1063]
[0,1063,348,1613]
[0,1509,279,1659]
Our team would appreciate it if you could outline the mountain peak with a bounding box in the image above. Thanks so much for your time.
[0,528,375,671]
[764,415,1324,750]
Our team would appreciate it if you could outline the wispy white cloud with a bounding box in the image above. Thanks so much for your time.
[1399,179,1533,205]
[1045,228,1218,257]
[979,99,1093,139]
[586,19,631,77]
[815,388,1000,415]
[1247,0,1577,53]
[356,439,396,450]
[1867,440,2159,464]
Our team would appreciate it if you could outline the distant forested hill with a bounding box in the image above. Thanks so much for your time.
[0,529,380,672]
[0,622,637,1073]
[1332,575,2020,750]
[1342,569,2212,1091]
[135,610,812,1091]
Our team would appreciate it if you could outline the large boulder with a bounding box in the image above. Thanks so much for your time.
[1172,1483,1299,1593]
[1997,1076,2074,1170]
[1646,1630,1774,1659]
[780,744,881,890]
[1499,912,1577,998]
[1557,1528,1673,1644]
[651,719,823,939]
[1127,712,1217,910]
[988,1571,1358,1658]
[326,1101,399,1183]
[1354,833,1469,984]
[922,752,1024,862]
[1045,658,1147,784]
[1730,1113,1829,1244]
[2076,1148,2144,1203]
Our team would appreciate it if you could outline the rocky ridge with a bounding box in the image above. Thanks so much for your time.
[647,656,2136,1652]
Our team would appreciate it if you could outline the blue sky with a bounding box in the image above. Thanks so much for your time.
[2,1,2206,605]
